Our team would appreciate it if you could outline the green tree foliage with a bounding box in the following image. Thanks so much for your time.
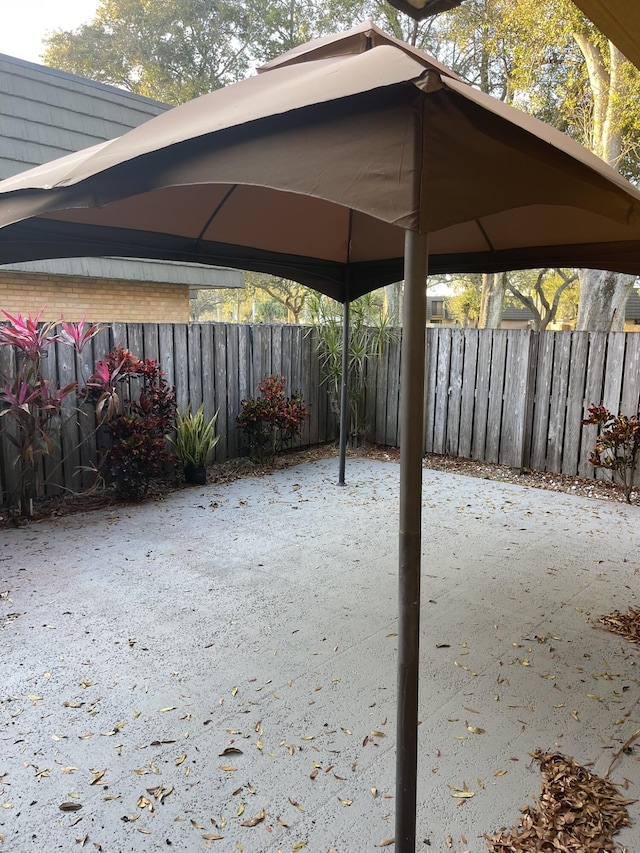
[190,275,312,325]
[244,274,310,324]
[44,0,260,103]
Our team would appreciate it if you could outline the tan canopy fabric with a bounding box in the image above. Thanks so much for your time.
[2,22,640,303]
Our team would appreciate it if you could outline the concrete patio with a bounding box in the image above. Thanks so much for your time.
[1,457,639,852]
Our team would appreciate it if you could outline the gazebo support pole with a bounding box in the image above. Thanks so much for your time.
[396,229,429,853]
[338,294,350,486]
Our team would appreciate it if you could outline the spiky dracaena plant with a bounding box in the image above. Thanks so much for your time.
[308,292,396,447]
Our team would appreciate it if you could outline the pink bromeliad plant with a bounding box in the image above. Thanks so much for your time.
[0,308,100,514]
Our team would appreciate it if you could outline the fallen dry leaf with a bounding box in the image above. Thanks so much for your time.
[598,608,640,645]
[485,751,633,853]
[240,809,265,827]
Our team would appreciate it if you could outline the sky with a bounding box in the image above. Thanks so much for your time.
[0,0,100,64]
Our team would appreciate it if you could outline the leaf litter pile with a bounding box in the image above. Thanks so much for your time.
[598,608,640,646]
[485,751,634,852]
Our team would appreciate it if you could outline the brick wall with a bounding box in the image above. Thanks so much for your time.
[0,271,189,322]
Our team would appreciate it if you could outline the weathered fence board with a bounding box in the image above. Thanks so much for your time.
[199,324,216,429]
[187,324,203,411]
[2,323,640,508]
[547,333,572,473]
[446,330,464,456]
[621,334,640,416]
[578,332,607,478]
[422,327,434,453]
[499,331,531,469]
[424,327,438,453]
[385,338,401,447]
[172,325,189,415]
[457,329,478,460]
[142,323,159,364]
[530,332,555,472]
[485,330,507,464]
[158,324,176,393]
[299,328,313,447]
[562,333,589,475]
[471,331,492,462]
[433,327,452,455]
[212,324,228,462]
[375,338,390,446]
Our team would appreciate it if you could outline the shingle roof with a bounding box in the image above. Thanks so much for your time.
[0,54,170,180]
[0,54,243,288]
[627,289,640,320]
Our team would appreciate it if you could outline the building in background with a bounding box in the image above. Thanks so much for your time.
[0,54,243,322]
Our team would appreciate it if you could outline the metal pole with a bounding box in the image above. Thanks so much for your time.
[338,295,350,485]
[395,229,429,853]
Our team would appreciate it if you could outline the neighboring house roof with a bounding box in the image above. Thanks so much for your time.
[0,54,243,289]
[502,304,534,321]
[627,289,640,320]
[443,287,640,323]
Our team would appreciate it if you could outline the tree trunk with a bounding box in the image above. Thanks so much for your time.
[385,280,404,326]
[573,36,629,329]
[576,270,635,331]
[478,272,507,328]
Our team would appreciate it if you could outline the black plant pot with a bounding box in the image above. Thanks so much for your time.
[184,465,206,485]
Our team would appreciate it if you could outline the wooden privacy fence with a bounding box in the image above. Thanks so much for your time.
[366,327,640,477]
[0,323,337,506]
[1,323,639,505]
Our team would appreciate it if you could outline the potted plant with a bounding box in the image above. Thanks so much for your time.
[170,404,219,484]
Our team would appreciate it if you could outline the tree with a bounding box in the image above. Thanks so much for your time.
[244,273,310,324]
[445,273,483,326]
[571,40,639,329]
[478,272,507,328]
[507,268,579,330]
[487,0,640,329]
[44,0,267,103]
